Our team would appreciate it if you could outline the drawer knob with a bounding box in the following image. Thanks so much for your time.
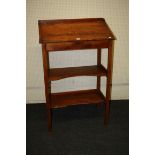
[76,37,81,40]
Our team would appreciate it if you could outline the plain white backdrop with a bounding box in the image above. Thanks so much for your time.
[129,0,155,155]
[0,0,26,155]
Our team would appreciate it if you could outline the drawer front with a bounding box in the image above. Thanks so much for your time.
[46,40,110,52]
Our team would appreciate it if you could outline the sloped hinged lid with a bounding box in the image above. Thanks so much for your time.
[38,18,116,43]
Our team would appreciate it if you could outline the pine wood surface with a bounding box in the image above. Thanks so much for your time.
[49,65,107,81]
[38,18,115,131]
[50,89,105,108]
[39,18,115,43]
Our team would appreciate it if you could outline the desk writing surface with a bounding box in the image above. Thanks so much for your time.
[38,18,115,43]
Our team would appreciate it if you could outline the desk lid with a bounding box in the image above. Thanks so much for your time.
[38,18,115,43]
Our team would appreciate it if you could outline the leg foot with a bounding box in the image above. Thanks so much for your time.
[104,101,110,126]
[47,109,52,132]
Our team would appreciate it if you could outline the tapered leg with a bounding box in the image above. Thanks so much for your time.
[97,48,101,107]
[45,82,52,132]
[42,44,52,132]
[47,108,52,132]
[104,41,114,125]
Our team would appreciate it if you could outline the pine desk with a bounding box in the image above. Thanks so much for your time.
[38,18,115,132]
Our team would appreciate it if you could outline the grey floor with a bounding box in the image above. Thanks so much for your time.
[26,100,129,155]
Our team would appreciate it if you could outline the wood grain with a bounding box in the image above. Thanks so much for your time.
[50,89,105,108]
[46,40,109,51]
[38,18,115,43]
[48,65,107,81]
[38,18,115,131]
[41,44,52,131]
[97,48,101,90]
[104,41,114,125]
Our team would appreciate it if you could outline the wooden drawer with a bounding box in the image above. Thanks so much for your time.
[46,40,110,51]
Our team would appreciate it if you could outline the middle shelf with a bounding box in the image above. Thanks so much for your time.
[48,65,107,81]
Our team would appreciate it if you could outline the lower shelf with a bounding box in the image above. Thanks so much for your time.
[50,89,105,108]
